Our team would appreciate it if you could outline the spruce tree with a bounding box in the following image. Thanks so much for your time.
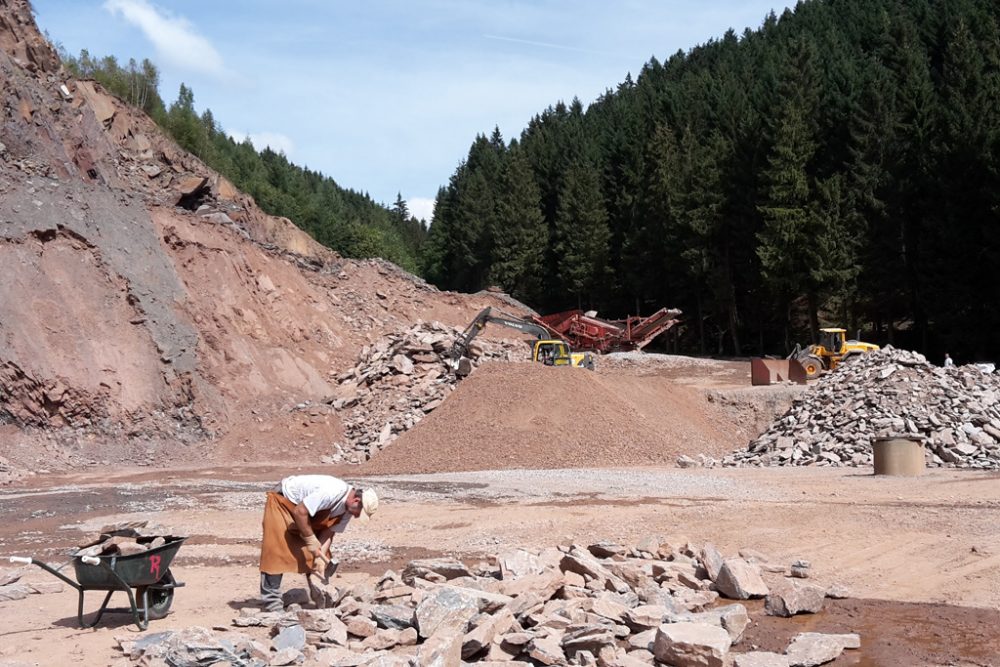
[554,160,611,308]
[490,150,547,302]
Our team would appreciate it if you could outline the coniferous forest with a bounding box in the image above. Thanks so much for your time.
[61,0,1000,361]
[424,0,1000,361]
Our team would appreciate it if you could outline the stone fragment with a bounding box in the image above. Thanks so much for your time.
[462,609,514,659]
[0,583,31,601]
[700,543,725,582]
[561,624,616,659]
[414,586,481,638]
[269,647,303,665]
[734,652,792,667]
[675,604,750,642]
[527,634,565,665]
[0,568,24,587]
[418,630,464,667]
[624,604,672,631]
[715,559,769,600]
[346,616,378,638]
[371,604,416,630]
[402,558,472,585]
[653,622,732,667]
[785,633,860,667]
[587,542,628,559]
[825,584,850,599]
[26,581,64,595]
[765,581,826,617]
[498,549,546,578]
[272,624,307,652]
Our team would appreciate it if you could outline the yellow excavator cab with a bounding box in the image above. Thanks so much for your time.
[532,340,596,370]
[533,340,571,365]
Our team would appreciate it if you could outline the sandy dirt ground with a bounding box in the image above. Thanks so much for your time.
[1,463,999,666]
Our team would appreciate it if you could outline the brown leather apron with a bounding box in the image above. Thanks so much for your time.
[259,491,343,574]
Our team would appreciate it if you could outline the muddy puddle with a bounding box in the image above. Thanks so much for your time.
[743,598,1000,666]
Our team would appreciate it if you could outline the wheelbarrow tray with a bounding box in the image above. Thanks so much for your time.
[73,536,186,589]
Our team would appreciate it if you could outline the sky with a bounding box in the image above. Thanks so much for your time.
[32,1,795,222]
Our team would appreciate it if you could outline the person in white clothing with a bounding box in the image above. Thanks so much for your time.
[259,474,378,611]
[944,353,954,368]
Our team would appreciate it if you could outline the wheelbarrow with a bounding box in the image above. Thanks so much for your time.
[8,536,187,631]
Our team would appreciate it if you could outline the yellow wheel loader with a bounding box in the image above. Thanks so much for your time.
[790,328,879,380]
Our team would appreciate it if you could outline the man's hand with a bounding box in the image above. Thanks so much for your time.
[303,533,322,553]
[302,533,329,579]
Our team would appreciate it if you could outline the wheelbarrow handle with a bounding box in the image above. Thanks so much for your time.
[9,556,32,565]
[80,556,100,565]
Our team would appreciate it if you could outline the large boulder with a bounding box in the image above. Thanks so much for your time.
[715,559,769,600]
[414,586,482,639]
[764,581,826,617]
[653,622,732,667]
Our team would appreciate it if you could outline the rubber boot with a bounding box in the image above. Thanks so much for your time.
[260,572,284,612]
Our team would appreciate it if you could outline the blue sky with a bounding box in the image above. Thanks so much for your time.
[33,1,794,222]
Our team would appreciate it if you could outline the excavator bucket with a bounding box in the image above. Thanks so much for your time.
[751,358,807,386]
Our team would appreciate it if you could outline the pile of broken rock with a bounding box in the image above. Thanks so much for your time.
[75,520,177,558]
[120,540,857,667]
[727,347,1000,469]
[326,322,529,463]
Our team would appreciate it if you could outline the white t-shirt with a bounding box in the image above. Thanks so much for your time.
[280,475,352,533]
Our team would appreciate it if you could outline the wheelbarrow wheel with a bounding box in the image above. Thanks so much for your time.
[137,569,175,620]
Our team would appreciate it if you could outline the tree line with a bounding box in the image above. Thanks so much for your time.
[60,50,428,273]
[423,0,1000,361]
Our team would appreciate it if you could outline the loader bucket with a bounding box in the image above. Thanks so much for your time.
[751,358,807,386]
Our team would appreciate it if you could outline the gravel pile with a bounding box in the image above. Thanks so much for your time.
[726,347,1000,468]
[363,361,747,476]
[328,322,528,463]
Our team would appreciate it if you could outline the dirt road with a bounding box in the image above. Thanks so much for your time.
[1,464,998,666]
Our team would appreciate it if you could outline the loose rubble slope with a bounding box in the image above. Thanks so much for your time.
[327,321,529,463]
[363,361,749,474]
[727,347,1000,468]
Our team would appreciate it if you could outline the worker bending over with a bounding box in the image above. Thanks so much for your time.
[259,474,378,611]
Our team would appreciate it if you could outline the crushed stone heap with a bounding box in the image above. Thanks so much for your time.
[726,347,1000,469]
[328,321,529,463]
[117,540,858,666]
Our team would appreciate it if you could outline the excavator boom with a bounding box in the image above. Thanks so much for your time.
[450,307,549,362]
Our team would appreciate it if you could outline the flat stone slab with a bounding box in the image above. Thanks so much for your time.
[786,632,860,667]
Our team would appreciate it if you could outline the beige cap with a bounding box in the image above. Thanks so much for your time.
[357,488,379,523]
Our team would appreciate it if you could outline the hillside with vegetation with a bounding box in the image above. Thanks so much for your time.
[423,0,1000,360]
[60,50,428,273]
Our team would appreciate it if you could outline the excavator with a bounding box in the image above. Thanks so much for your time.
[790,327,880,379]
[450,307,596,370]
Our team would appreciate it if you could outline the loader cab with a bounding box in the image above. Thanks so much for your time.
[819,328,847,356]
[533,340,572,366]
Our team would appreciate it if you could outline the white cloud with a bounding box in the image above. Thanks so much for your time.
[227,129,295,156]
[407,197,435,223]
[103,0,225,77]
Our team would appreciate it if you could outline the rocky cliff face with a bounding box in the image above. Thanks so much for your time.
[0,0,505,479]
